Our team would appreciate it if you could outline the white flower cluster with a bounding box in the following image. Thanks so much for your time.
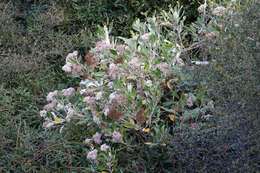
[62,51,84,76]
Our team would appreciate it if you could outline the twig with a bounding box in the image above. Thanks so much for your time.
[180,39,207,54]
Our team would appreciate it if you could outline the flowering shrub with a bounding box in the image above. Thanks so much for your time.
[39,4,219,172]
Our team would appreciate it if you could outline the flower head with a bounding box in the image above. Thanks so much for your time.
[87,149,98,160]
[62,87,75,96]
[109,93,127,105]
[198,3,207,13]
[128,58,140,69]
[95,91,103,100]
[42,120,55,128]
[145,80,153,87]
[141,33,152,40]
[108,63,123,80]
[93,115,101,125]
[66,51,78,60]
[40,110,47,118]
[115,45,126,52]
[205,32,215,40]
[83,96,96,105]
[112,131,123,143]
[62,64,72,73]
[92,132,102,144]
[66,107,76,122]
[95,41,112,52]
[100,144,110,152]
[44,100,57,111]
[212,6,226,16]
[46,90,58,102]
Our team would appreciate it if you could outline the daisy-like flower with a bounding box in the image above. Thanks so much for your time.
[42,120,55,128]
[83,96,95,105]
[87,149,98,160]
[46,90,58,102]
[71,64,84,76]
[145,80,153,87]
[66,107,76,122]
[115,45,126,52]
[40,110,47,118]
[62,64,72,73]
[141,33,152,40]
[212,6,226,16]
[95,91,103,100]
[44,100,57,111]
[95,41,112,52]
[128,58,140,69]
[93,115,101,125]
[108,63,123,80]
[109,93,127,105]
[100,144,110,152]
[92,132,102,144]
[205,32,215,40]
[62,87,75,96]
[112,131,123,143]
[198,3,207,13]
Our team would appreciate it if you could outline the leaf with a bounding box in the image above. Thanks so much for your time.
[144,63,150,72]
[143,128,150,133]
[149,34,156,43]
[144,142,153,145]
[76,119,88,125]
[129,118,135,124]
[127,76,137,80]
[160,106,176,114]
[169,114,175,121]
[110,49,118,56]
[164,43,173,48]
[163,101,173,107]
[53,117,64,123]
[160,143,167,146]
[183,108,200,122]
[181,42,185,48]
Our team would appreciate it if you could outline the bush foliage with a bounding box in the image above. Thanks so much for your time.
[58,0,203,36]
[177,1,259,171]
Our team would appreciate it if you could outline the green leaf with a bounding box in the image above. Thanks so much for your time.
[123,123,135,129]
[149,34,156,43]
[183,108,200,121]
[144,63,150,72]
[160,106,176,114]
[110,49,118,56]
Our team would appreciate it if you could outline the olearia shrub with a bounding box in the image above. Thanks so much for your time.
[38,3,238,171]
[165,1,259,172]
